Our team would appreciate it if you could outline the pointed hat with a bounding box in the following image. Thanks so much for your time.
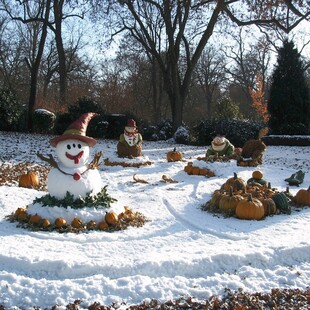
[50,112,98,147]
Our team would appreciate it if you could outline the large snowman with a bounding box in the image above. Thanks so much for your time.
[47,112,102,200]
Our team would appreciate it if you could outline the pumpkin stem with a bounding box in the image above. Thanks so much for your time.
[268,182,272,189]
[173,147,176,152]
[229,186,233,196]
[247,194,253,202]
[233,172,237,179]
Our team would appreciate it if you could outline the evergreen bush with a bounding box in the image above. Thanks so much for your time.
[143,120,173,141]
[268,40,310,135]
[54,97,107,138]
[192,118,265,147]
[0,88,24,131]
[173,126,191,145]
[33,109,56,134]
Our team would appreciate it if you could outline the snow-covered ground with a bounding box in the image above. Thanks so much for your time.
[0,131,309,309]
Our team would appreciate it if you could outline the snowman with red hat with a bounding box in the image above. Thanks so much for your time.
[38,112,103,199]
[117,119,143,158]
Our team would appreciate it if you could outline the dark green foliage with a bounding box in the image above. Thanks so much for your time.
[33,186,117,209]
[54,97,107,138]
[143,120,173,141]
[213,97,242,119]
[105,114,129,139]
[192,118,265,147]
[54,112,73,135]
[174,126,191,144]
[268,40,310,135]
[0,88,25,131]
[105,112,143,140]
[33,109,56,134]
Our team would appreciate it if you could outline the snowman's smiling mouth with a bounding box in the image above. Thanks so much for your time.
[65,151,84,164]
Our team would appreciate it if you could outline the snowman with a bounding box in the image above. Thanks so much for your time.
[43,113,103,200]
[206,135,234,157]
[117,119,143,157]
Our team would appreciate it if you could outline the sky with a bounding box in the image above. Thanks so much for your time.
[0,131,309,308]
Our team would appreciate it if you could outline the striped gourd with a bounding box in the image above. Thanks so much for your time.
[272,192,291,214]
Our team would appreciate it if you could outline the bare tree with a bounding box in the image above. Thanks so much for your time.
[0,0,51,131]
[193,45,227,118]
[225,29,272,116]
[0,17,27,93]
[91,0,310,132]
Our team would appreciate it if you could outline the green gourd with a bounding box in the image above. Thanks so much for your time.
[272,192,291,214]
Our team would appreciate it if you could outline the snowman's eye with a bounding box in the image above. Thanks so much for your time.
[78,144,82,149]
[67,144,71,150]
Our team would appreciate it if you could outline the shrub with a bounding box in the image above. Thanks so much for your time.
[173,126,191,145]
[0,88,24,131]
[105,114,129,140]
[213,97,243,120]
[192,118,265,147]
[68,96,104,119]
[143,120,173,141]
[54,112,74,135]
[33,109,56,134]
[54,97,108,138]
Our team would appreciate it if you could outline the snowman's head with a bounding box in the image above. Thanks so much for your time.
[56,139,90,168]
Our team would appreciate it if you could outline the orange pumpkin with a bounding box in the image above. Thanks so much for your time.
[167,148,183,162]
[261,198,277,216]
[294,186,310,206]
[209,189,226,208]
[17,210,28,222]
[98,220,109,230]
[41,219,51,228]
[252,170,263,180]
[14,207,27,219]
[219,187,244,213]
[105,212,119,225]
[235,194,265,220]
[55,217,66,228]
[71,217,83,229]
[184,162,193,174]
[28,214,42,225]
[87,220,97,230]
[222,173,246,193]
[191,167,200,175]
[18,172,40,189]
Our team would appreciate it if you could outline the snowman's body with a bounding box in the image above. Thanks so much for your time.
[48,165,102,199]
[124,133,140,146]
[47,139,102,199]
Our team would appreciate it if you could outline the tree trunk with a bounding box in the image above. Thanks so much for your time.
[26,0,51,132]
[53,0,67,106]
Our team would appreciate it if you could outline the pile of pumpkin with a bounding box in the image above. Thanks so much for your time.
[8,206,147,233]
[184,162,215,177]
[203,171,310,220]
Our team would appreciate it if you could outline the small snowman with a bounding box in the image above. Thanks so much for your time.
[206,135,234,157]
[39,113,103,200]
[117,119,143,158]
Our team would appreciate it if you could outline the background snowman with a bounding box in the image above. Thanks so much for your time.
[206,135,235,157]
[40,112,103,200]
[117,119,143,158]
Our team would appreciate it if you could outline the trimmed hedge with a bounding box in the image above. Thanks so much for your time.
[263,135,310,146]
[192,118,266,147]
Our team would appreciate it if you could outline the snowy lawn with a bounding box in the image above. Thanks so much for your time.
[0,131,309,308]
